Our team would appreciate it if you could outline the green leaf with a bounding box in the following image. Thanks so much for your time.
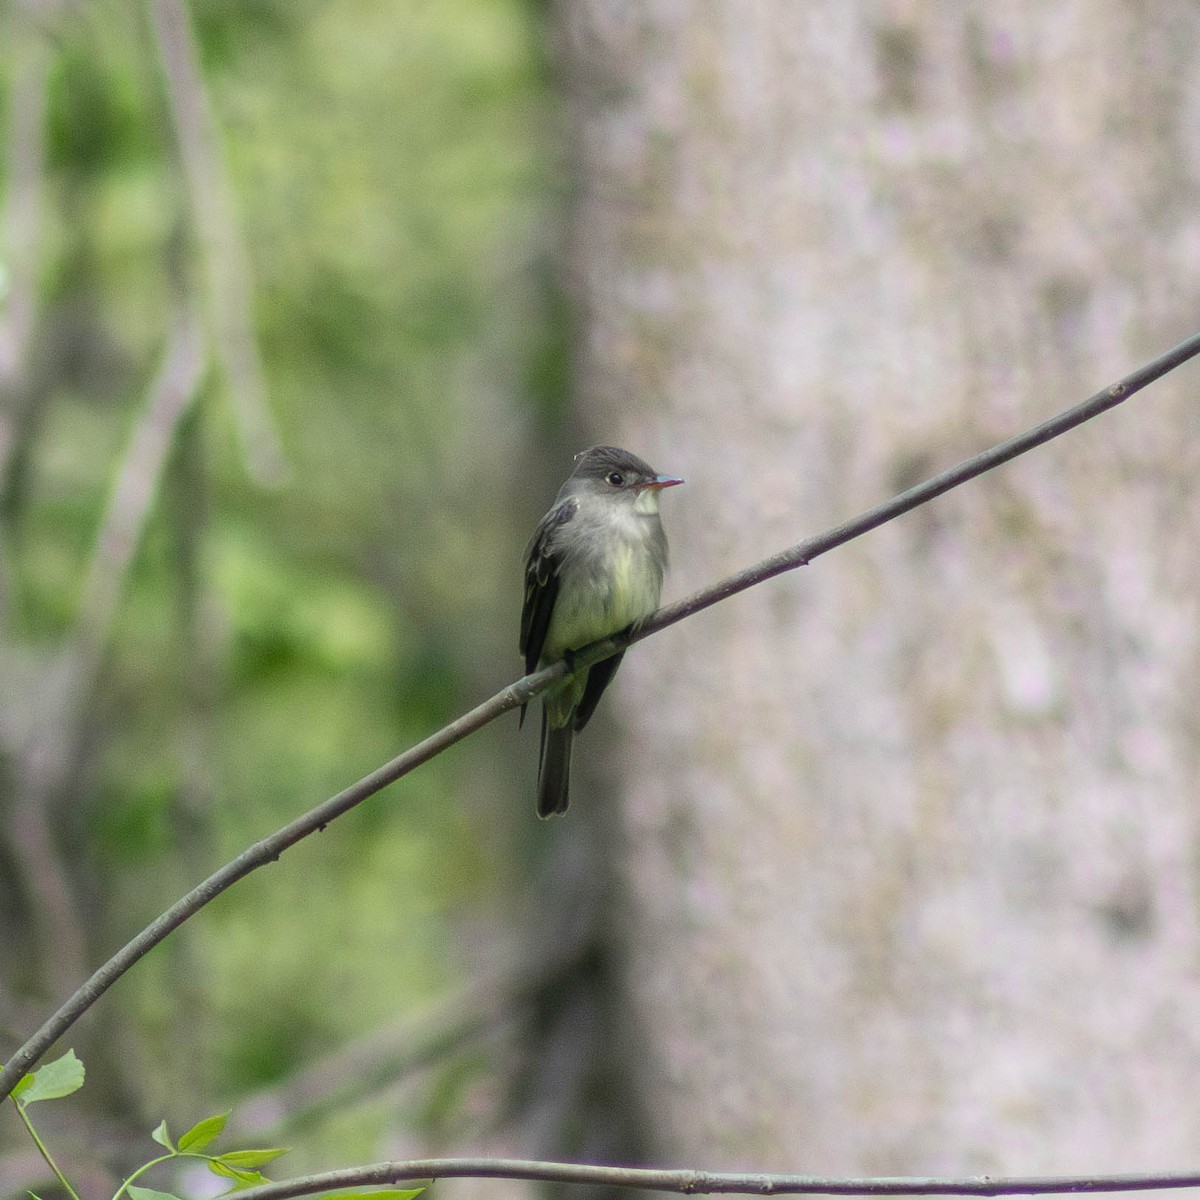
[215,1148,289,1169]
[178,1112,229,1152]
[11,1074,34,1100]
[207,1160,266,1187]
[128,1187,186,1200]
[150,1120,174,1150]
[16,1050,85,1104]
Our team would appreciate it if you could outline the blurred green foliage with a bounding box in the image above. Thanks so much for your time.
[1,0,557,1172]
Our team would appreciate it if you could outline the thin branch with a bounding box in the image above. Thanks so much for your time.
[9,1097,84,1200]
[2,329,1199,1099]
[0,680,540,1097]
[631,328,1200,644]
[222,1157,1200,1198]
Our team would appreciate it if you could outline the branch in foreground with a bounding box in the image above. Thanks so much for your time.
[2,328,1200,1100]
[230,1157,1200,1199]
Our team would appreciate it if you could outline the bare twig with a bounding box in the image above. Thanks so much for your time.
[1,683,540,1097]
[631,328,1200,644]
[2,329,1199,1098]
[147,0,287,486]
[223,1157,1200,1198]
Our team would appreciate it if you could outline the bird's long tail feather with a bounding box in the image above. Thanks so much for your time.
[537,713,573,818]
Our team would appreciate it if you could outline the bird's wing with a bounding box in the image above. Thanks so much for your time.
[520,495,577,677]
[572,649,625,732]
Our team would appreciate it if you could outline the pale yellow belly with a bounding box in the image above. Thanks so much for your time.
[543,542,662,661]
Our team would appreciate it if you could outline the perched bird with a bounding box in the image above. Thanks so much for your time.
[520,445,683,817]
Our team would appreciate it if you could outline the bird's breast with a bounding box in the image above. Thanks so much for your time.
[543,510,665,660]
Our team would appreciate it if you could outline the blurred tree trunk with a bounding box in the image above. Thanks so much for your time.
[559,0,1200,1174]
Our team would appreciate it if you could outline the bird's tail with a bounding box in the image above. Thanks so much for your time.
[537,712,573,818]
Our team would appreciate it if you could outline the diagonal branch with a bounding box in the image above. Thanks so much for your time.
[201,1156,1200,1199]
[630,327,1200,644]
[2,328,1199,1099]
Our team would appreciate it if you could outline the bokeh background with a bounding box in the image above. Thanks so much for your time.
[0,0,564,1191]
[6,3,1200,1200]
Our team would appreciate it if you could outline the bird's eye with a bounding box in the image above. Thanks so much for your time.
[606,471,624,487]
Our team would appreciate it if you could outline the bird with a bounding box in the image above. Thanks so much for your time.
[520,445,683,817]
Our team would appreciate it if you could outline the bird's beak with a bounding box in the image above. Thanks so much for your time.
[645,474,684,490]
